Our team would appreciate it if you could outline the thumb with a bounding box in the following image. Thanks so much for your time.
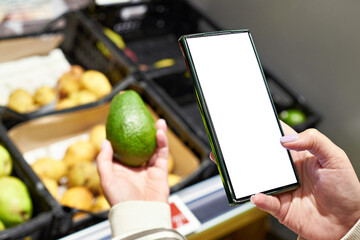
[148,119,168,169]
[280,128,347,168]
[250,193,282,219]
[96,139,114,180]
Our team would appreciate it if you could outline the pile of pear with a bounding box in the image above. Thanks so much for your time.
[0,144,33,231]
[31,124,111,216]
[55,65,112,110]
[6,65,113,113]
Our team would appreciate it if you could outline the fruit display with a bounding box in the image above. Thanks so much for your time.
[28,125,109,215]
[4,64,113,113]
[0,144,33,232]
[56,66,112,111]
[7,87,55,113]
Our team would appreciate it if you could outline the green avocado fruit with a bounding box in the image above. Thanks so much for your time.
[0,176,33,228]
[106,90,157,167]
[0,144,12,177]
[279,109,307,126]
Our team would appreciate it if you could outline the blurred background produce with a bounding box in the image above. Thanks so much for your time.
[56,67,112,110]
[29,124,109,215]
[0,176,33,228]
[0,144,33,232]
[279,108,307,127]
[2,63,113,114]
[0,220,5,231]
[0,144,12,177]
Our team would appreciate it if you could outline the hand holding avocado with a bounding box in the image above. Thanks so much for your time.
[97,115,169,206]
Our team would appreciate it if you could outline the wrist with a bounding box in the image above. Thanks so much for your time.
[104,188,169,206]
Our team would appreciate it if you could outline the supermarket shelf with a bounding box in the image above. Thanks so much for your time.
[59,175,267,240]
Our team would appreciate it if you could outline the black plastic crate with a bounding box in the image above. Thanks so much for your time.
[86,0,220,76]
[86,0,320,136]
[0,11,135,130]
[0,124,60,240]
[146,67,321,148]
[146,71,209,143]
[264,69,321,133]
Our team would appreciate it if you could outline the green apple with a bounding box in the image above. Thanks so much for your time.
[0,219,5,231]
[279,109,307,126]
[0,144,12,177]
[0,176,33,228]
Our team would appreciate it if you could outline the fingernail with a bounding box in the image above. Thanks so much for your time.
[250,195,255,204]
[280,134,299,143]
[101,140,108,150]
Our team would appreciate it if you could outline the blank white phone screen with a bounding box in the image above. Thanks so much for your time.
[186,32,298,199]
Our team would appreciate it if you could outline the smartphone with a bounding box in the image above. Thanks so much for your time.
[178,30,300,205]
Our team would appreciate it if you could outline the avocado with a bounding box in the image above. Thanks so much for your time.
[106,90,156,167]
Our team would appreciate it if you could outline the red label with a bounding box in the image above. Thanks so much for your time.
[170,202,189,229]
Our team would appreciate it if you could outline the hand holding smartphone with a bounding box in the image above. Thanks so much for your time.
[179,30,300,205]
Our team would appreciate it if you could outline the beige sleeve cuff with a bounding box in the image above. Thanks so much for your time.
[108,201,172,238]
[297,218,360,240]
[341,218,360,240]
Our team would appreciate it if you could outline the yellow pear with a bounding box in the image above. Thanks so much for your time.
[55,97,78,110]
[89,124,106,152]
[67,161,101,196]
[60,186,94,212]
[168,174,181,187]
[63,140,97,168]
[7,89,36,113]
[34,86,56,106]
[40,176,58,200]
[69,90,98,105]
[80,70,112,99]
[31,157,67,182]
[168,152,175,173]
[92,195,110,213]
